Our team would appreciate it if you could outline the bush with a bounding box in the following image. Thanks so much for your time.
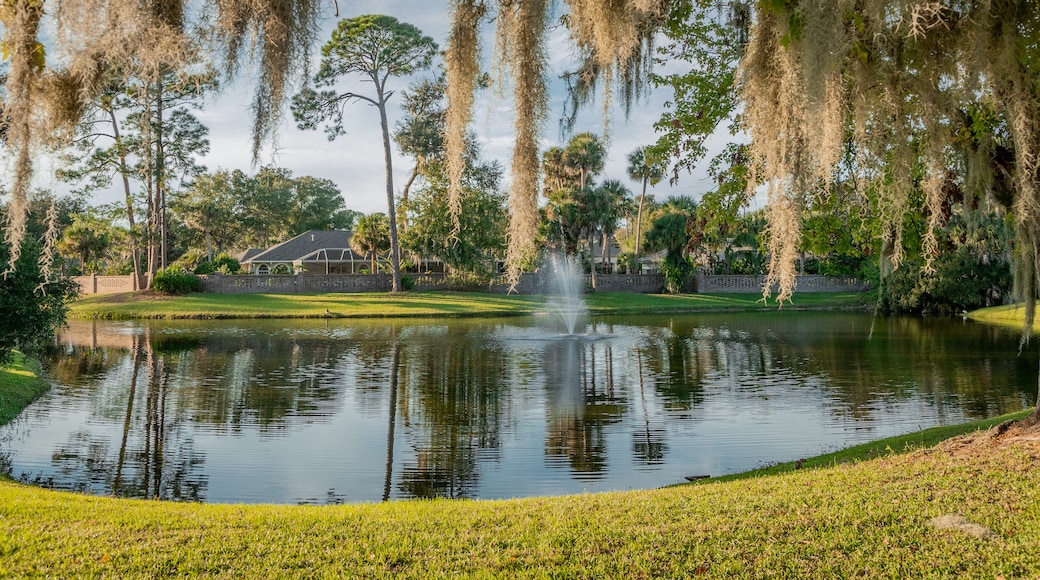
[446,271,491,291]
[211,253,241,274]
[151,267,202,295]
[882,248,1012,315]
[0,240,79,364]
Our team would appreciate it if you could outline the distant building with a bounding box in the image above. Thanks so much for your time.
[238,230,369,275]
[238,230,444,275]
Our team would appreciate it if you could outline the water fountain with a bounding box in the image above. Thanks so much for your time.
[545,253,588,336]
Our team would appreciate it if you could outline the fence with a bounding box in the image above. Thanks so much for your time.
[697,274,869,294]
[72,274,138,295]
[72,272,864,296]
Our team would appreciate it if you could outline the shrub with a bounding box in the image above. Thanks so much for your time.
[212,253,241,274]
[151,267,202,295]
[0,239,79,364]
[446,271,491,291]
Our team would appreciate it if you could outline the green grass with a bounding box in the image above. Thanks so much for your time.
[968,302,1040,332]
[70,290,870,320]
[0,352,50,427]
[1,416,1038,577]
[699,410,1031,483]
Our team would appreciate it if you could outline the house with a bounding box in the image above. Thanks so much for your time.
[239,230,369,275]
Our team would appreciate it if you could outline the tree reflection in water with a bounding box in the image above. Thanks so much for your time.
[0,313,1033,504]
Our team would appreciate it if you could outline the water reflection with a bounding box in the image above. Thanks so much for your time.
[0,313,1034,504]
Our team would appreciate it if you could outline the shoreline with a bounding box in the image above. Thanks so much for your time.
[69,290,873,320]
[5,302,1038,576]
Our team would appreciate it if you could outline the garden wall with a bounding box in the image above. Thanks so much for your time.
[697,274,869,294]
[73,272,864,296]
[198,273,449,294]
[72,275,138,295]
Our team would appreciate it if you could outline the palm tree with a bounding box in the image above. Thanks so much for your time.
[351,213,391,274]
[593,180,631,273]
[563,132,607,190]
[626,146,665,273]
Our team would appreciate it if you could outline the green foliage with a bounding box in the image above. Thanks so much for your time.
[0,240,79,364]
[212,253,241,274]
[650,1,745,183]
[351,213,392,273]
[882,210,1012,315]
[445,271,492,292]
[151,267,203,295]
[884,249,1011,315]
[644,212,695,293]
[402,158,507,277]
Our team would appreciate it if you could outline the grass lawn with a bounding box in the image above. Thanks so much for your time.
[969,302,1040,332]
[0,353,50,426]
[1,415,1037,577]
[69,290,870,319]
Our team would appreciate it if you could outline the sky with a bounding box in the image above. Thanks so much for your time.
[40,0,736,216]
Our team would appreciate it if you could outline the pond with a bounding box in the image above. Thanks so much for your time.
[0,313,1034,504]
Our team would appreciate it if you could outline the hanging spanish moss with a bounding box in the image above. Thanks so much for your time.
[559,0,664,132]
[1,0,45,272]
[209,0,322,161]
[739,1,1040,421]
[445,0,487,231]
[496,0,550,286]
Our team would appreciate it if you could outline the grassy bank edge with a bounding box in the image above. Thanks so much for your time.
[69,290,873,320]
[688,409,1031,485]
[0,352,50,427]
[968,302,1040,331]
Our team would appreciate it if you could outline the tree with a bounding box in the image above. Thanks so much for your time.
[0,238,79,364]
[172,172,238,260]
[394,77,447,230]
[644,197,697,293]
[237,167,294,249]
[57,213,113,274]
[626,146,665,273]
[403,158,507,278]
[727,2,1040,423]
[351,213,392,274]
[289,176,360,236]
[293,15,437,293]
[562,132,607,191]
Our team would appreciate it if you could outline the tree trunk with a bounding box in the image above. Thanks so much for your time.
[155,81,167,271]
[107,106,143,290]
[377,99,402,292]
[588,236,596,290]
[634,178,648,274]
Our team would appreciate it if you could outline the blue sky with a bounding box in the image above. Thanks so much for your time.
[40,0,733,215]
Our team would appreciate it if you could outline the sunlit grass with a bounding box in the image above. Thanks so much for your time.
[0,353,49,426]
[968,302,1040,332]
[70,290,870,320]
[1,416,1037,577]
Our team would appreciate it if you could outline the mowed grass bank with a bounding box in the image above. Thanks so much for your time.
[0,353,50,426]
[969,302,1040,332]
[2,422,1038,577]
[70,290,868,320]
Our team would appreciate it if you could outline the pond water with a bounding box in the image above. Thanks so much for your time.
[0,313,1034,504]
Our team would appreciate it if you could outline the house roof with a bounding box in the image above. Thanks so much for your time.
[243,230,367,264]
[237,248,265,263]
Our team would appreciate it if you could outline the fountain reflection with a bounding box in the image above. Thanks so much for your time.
[0,313,1033,504]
